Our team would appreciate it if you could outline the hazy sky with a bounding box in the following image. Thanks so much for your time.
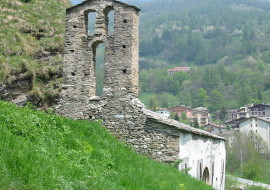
[70,0,150,5]
[70,0,83,4]
[71,0,270,4]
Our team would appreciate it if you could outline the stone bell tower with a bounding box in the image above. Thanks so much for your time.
[58,0,140,118]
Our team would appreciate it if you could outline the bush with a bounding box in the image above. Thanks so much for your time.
[243,160,262,181]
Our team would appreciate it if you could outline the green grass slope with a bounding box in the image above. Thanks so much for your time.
[0,101,213,190]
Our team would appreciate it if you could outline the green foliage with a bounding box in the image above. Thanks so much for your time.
[172,159,183,169]
[139,61,269,112]
[137,0,270,113]
[209,89,224,111]
[138,0,270,65]
[243,160,262,181]
[0,0,70,105]
[192,118,199,128]
[149,97,157,111]
[0,101,214,190]
[180,112,190,125]
[226,132,270,185]
[196,88,208,107]
[174,113,180,121]
[218,106,226,122]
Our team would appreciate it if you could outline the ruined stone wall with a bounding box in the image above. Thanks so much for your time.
[144,119,180,163]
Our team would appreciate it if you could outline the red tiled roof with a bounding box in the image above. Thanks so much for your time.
[167,67,191,72]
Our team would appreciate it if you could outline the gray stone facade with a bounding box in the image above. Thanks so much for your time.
[56,1,226,188]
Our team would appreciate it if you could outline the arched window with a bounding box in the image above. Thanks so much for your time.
[92,41,105,96]
[86,11,97,35]
[104,7,115,35]
[107,10,115,35]
[202,167,210,185]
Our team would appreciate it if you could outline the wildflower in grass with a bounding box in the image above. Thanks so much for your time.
[179,183,187,190]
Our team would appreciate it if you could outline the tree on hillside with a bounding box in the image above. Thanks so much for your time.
[196,88,208,107]
[237,86,252,106]
[226,132,267,180]
[192,118,199,128]
[257,88,263,102]
[149,97,157,111]
[174,113,180,121]
[161,98,168,108]
[180,112,190,125]
[209,89,224,111]
[202,67,220,91]
[219,106,227,122]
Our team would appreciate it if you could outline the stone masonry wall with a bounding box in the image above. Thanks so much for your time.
[144,118,180,163]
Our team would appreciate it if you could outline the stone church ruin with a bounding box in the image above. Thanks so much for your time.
[56,0,226,189]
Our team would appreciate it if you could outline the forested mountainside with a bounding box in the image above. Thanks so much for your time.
[131,0,270,112]
[0,0,70,107]
[137,0,270,65]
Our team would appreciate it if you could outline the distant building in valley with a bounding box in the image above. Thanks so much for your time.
[205,122,226,134]
[248,104,270,118]
[169,106,210,126]
[236,106,250,119]
[239,117,270,152]
[155,109,170,118]
[225,103,270,128]
[192,107,210,126]
[167,67,191,75]
[169,105,193,118]
[224,117,246,129]
[225,109,238,122]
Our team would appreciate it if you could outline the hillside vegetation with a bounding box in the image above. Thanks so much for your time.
[0,0,70,106]
[0,101,213,190]
[131,0,270,114]
[137,0,270,65]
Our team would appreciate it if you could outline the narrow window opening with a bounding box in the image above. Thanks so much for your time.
[108,10,115,35]
[73,25,77,28]
[122,69,127,74]
[88,12,97,35]
[122,45,126,48]
[123,19,128,23]
[212,162,215,185]
[94,43,105,96]
[70,50,74,53]
[71,72,75,76]
[200,163,202,179]
[184,163,188,174]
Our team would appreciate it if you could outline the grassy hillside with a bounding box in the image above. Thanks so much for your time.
[0,101,213,190]
[0,0,70,106]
